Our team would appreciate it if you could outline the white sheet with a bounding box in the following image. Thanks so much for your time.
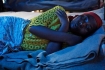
[0,7,104,23]
[0,12,41,19]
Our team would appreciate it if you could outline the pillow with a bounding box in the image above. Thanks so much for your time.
[92,7,105,34]
[94,26,105,34]
[92,7,104,21]
[67,7,104,23]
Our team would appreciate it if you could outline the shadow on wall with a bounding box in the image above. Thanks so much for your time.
[0,0,4,12]
[4,0,99,12]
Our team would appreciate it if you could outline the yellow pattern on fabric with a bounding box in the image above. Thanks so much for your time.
[21,6,65,50]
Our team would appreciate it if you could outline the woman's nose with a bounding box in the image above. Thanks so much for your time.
[80,22,87,27]
[82,23,87,27]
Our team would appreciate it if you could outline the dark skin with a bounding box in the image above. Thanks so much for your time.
[70,14,97,37]
[29,10,98,54]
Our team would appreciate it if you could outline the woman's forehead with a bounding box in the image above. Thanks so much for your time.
[81,14,96,22]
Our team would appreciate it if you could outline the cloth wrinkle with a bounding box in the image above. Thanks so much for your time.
[0,16,30,55]
[35,51,48,70]
[34,34,105,69]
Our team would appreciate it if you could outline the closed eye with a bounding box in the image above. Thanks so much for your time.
[84,16,88,23]
[85,18,88,23]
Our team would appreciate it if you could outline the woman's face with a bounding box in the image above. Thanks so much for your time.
[70,14,97,37]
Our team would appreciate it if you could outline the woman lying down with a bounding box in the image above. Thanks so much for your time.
[0,6,103,55]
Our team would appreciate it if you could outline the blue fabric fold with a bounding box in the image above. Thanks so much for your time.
[0,25,104,70]
[39,34,104,69]
[0,16,30,55]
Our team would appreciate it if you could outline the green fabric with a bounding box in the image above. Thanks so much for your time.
[21,6,65,50]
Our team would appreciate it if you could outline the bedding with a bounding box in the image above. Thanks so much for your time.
[0,6,104,70]
[0,26,104,70]
[0,16,30,55]
[0,6,104,52]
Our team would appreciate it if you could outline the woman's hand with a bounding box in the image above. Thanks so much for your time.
[56,9,69,32]
[56,9,69,25]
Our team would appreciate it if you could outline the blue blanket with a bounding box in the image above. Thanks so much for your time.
[36,34,105,70]
[0,27,105,70]
[0,16,30,55]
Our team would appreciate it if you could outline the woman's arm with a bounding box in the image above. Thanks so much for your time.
[29,10,83,54]
[29,25,82,55]
[29,26,83,45]
[45,10,69,54]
